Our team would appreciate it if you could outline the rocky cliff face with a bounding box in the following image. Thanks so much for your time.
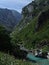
[11,0,49,49]
[17,0,49,31]
[22,0,49,17]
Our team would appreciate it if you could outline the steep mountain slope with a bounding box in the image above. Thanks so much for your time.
[11,0,49,50]
[0,8,22,31]
[16,0,49,31]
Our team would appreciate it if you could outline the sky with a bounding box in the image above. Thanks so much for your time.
[0,0,32,13]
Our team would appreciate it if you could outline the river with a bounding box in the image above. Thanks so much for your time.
[26,53,49,65]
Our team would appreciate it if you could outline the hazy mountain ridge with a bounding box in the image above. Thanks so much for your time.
[0,8,22,31]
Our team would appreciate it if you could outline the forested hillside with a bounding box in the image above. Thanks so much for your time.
[11,0,49,50]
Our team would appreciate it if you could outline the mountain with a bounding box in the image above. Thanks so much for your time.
[0,8,22,31]
[12,10,22,23]
[0,0,49,65]
[16,0,49,31]
[11,0,49,51]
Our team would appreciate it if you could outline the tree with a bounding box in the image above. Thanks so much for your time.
[0,25,12,52]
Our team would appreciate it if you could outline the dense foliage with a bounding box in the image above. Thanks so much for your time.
[0,52,36,65]
[0,25,12,52]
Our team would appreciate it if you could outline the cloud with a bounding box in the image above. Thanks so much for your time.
[0,0,32,13]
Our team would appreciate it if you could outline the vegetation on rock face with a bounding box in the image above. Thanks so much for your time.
[15,0,49,35]
[11,0,49,50]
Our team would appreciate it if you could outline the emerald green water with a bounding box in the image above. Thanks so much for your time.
[27,53,49,65]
